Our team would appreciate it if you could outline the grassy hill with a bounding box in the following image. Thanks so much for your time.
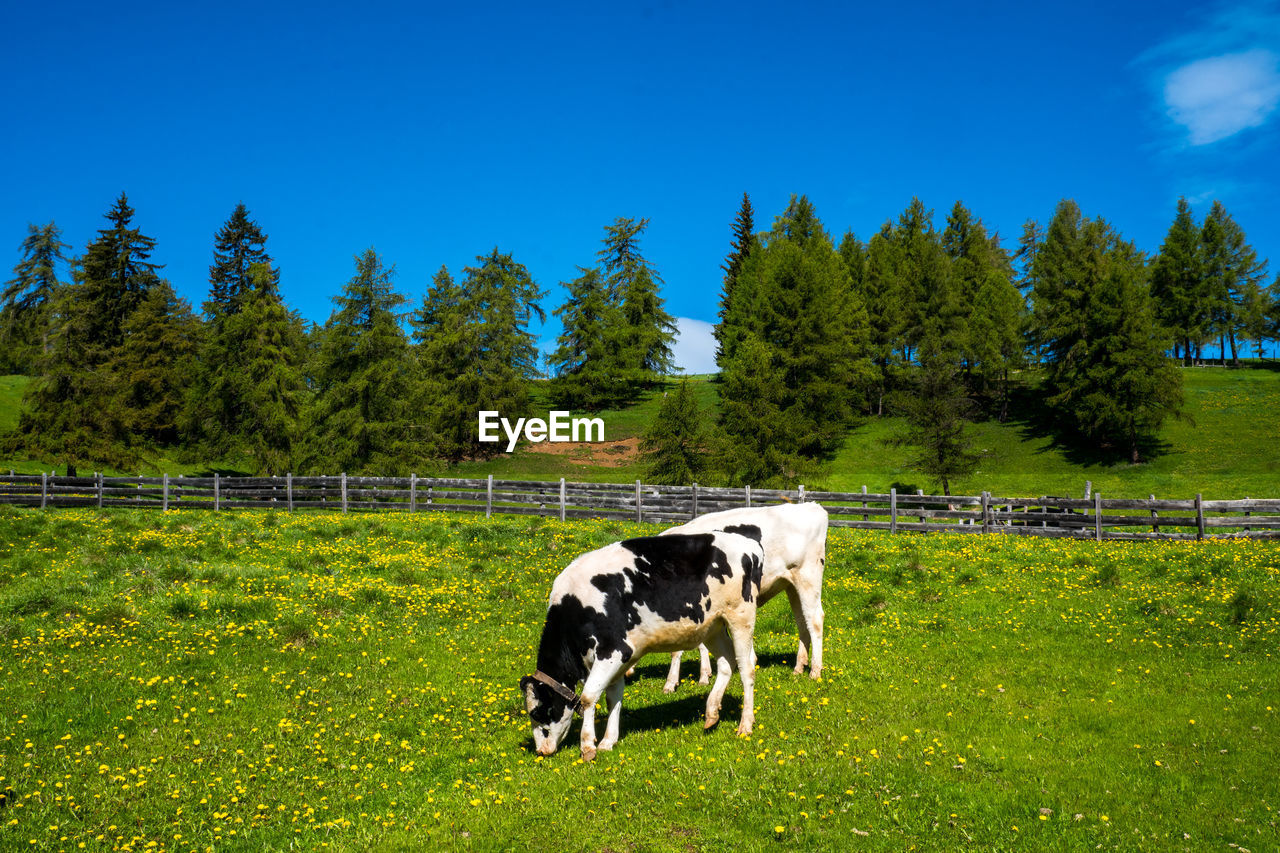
[2,366,1277,498]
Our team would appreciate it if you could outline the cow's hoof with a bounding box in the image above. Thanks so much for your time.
[704,715,720,731]
[662,682,677,694]
[598,739,616,752]
[697,675,710,685]
[580,745,597,762]
[736,722,753,737]
[809,669,822,681]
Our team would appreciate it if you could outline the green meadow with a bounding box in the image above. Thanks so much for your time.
[0,508,1276,851]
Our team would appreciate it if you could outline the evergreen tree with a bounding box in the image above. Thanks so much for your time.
[10,194,164,473]
[860,223,903,414]
[638,378,708,485]
[1029,203,1182,461]
[410,266,475,463]
[207,203,278,319]
[891,342,979,496]
[1,222,69,373]
[110,280,199,446]
[1200,201,1269,365]
[598,218,676,390]
[225,263,306,474]
[715,195,874,474]
[1150,197,1205,364]
[547,267,624,410]
[714,332,795,486]
[302,248,414,472]
[715,193,756,366]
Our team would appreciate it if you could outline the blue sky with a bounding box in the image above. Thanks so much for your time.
[4,0,1279,371]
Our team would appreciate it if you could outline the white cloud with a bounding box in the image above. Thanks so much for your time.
[1164,49,1280,144]
[669,317,718,375]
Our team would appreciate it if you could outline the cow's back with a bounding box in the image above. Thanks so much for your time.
[662,503,828,593]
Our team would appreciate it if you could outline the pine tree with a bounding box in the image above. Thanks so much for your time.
[1150,198,1205,364]
[1200,201,1269,366]
[1030,204,1182,461]
[11,194,164,473]
[207,203,278,319]
[226,263,306,473]
[302,248,414,472]
[1,222,69,373]
[861,223,903,414]
[715,332,794,486]
[598,218,676,390]
[410,266,476,463]
[891,342,979,496]
[715,193,755,367]
[110,280,199,446]
[548,267,624,410]
[715,195,873,473]
[639,378,708,485]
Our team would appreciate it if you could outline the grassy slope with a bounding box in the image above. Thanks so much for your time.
[2,367,1277,497]
[0,509,1276,851]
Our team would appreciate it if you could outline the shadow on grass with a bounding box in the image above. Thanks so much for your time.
[1003,382,1174,467]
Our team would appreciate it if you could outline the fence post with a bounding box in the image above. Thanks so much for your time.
[1195,493,1204,540]
[1094,492,1102,542]
[745,484,751,508]
[981,491,990,534]
[410,474,417,513]
[1244,496,1251,532]
[41,472,47,509]
[486,474,493,519]
[287,473,294,512]
[890,487,897,535]
[163,474,169,511]
[1149,494,1158,534]
[692,482,699,519]
[559,478,566,522]
[635,480,642,523]
[341,473,348,513]
[798,484,805,503]
[1084,480,1092,500]
[214,473,220,511]
[97,473,103,509]
[917,488,925,524]
[862,485,868,522]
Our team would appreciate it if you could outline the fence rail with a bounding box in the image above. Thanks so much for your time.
[1,471,1277,541]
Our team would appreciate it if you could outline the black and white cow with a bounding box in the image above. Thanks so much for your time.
[520,530,764,761]
[656,502,829,691]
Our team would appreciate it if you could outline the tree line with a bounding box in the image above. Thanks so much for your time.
[0,194,674,476]
[642,192,1278,492]
[2,191,1276,487]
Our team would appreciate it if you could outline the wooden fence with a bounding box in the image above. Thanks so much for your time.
[2,472,1278,542]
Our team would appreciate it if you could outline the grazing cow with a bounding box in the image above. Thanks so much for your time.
[520,530,764,761]
[655,502,828,691]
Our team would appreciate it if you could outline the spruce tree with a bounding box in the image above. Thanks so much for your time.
[715,193,755,367]
[1150,198,1205,364]
[639,378,708,485]
[207,203,277,319]
[598,218,676,390]
[548,267,624,410]
[1,222,69,373]
[110,280,199,446]
[715,332,794,486]
[226,263,306,473]
[1200,201,1269,365]
[861,224,903,414]
[303,248,413,472]
[410,266,476,463]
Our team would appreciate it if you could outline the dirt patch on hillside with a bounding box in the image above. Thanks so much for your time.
[524,436,640,468]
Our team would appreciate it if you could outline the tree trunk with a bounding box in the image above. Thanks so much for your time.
[66,463,76,477]
[1228,331,1239,367]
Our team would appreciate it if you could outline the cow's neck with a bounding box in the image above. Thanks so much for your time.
[535,604,590,688]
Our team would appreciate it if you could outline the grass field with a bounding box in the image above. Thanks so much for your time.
[1,508,1277,851]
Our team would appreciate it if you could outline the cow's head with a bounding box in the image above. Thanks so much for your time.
[520,674,577,755]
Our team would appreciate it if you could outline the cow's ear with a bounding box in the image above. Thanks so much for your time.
[519,676,537,710]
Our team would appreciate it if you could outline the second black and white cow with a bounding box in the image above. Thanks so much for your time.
[656,502,829,691]
[520,530,764,761]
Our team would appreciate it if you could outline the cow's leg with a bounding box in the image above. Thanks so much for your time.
[698,644,712,684]
[597,675,625,751]
[702,628,736,730]
[578,655,625,762]
[725,615,757,736]
[785,585,813,674]
[663,651,682,693]
[793,577,825,680]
